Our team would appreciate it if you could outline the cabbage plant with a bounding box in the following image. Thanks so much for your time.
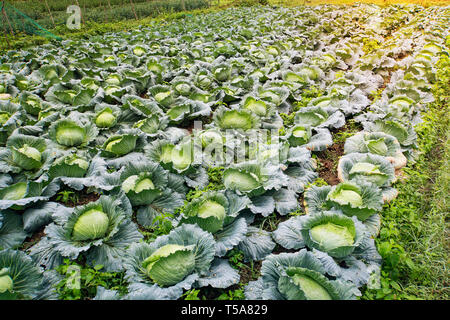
[133,115,168,136]
[149,85,176,108]
[0,180,54,211]
[244,250,360,300]
[37,64,67,84]
[19,92,46,116]
[213,107,261,131]
[180,191,229,233]
[337,153,396,187]
[31,195,142,271]
[45,83,100,107]
[0,134,54,175]
[123,224,238,300]
[0,210,28,249]
[293,106,345,129]
[285,126,333,151]
[177,190,250,256]
[287,125,312,147]
[166,100,211,124]
[241,96,277,120]
[223,162,276,197]
[122,95,164,117]
[300,211,366,258]
[0,102,22,145]
[326,182,383,221]
[46,153,90,180]
[145,138,204,184]
[272,210,382,261]
[117,161,187,209]
[48,118,98,148]
[101,129,144,158]
[337,153,398,202]
[0,249,60,300]
[44,155,115,194]
[304,181,384,221]
[344,132,407,169]
[94,106,119,129]
[257,86,290,107]
[362,119,417,150]
[223,161,302,217]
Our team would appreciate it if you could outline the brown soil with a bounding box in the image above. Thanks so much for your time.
[298,194,305,212]
[316,142,344,186]
[315,122,363,186]
[75,191,101,206]
[394,51,410,61]
[380,72,392,90]
[50,188,101,207]
[21,228,46,251]
[252,213,291,233]
[272,244,299,255]
[238,260,262,286]
[183,120,196,134]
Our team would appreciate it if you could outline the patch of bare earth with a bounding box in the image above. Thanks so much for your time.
[21,227,46,251]
[238,260,262,286]
[316,142,344,186]
[315,123,364,186]
[298,193,305,212]
[50,188,101,207]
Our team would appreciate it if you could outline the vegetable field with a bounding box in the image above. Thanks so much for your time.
[0,3,449,300]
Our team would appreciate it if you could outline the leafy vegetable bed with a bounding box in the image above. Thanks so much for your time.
[0,3,448,300]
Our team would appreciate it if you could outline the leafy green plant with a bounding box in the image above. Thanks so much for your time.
[217,288,245,300]
[292,87,325,112]
[333,120,362,144]
[181,289,202,300]
[227,249,247,270]
[55,190,79,205]
[280,112,295,126]
[55,259,128,300]
[139,212,175,242]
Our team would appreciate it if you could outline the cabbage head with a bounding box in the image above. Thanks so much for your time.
[119,162,169,206]
[124,224,216,298]
[213,107,261,131]
[72,208,109,241]
[102,129,142,157]
[180,191,229,234]
[0,181,49,211]
[244,250,359,300]
[337,153,396,188]
[33,195,142,271]
[0,249,57,300]
[300,211,365,258]
[344,132,407,169]
[3,134,48,172]
[223,163,266,197]
[326,181,384,221]
[142,244,196,287]
[49,119,97,148]
[94,107,118,129]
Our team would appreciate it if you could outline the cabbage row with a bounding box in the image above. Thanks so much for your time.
[0,4,448,300]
